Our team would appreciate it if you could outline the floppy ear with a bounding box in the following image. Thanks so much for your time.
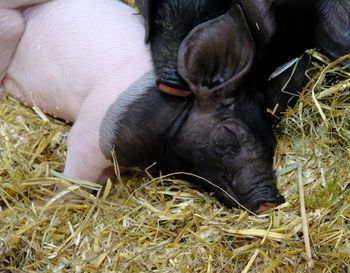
[177,4,255,100]
[264,53,311,116]
[135,0,152,43]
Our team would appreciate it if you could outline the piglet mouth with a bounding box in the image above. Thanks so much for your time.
[255,202,280,214]
[250,192,285,214]
[254,196,285,214]
[238,184,285,214]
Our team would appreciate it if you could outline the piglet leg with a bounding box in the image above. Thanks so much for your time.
[0,1,51,92]
[0,7,24,89]
[62,87,114,197]
[0,0,51,9]
[64,123,113,185]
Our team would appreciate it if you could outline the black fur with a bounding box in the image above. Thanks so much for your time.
[237,0,350,91]
[132,0,350,211]
[137,0,232,90]
[104,84,285,212]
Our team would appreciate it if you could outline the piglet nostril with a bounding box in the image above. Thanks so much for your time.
[255,202,278,214]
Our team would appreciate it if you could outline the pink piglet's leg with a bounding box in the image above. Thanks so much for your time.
[0,7,24,88]
[0,1,51,90]
[62,86,115,198]
[0,0,51,9]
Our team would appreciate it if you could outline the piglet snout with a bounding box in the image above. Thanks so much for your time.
[254,191,285,214]
[255,202,279,214]
[248,181,285,214]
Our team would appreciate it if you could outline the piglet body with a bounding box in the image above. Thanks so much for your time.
[2,0,153,182]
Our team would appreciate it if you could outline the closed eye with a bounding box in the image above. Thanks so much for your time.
[223,122,252,145]
[213,126,239,150]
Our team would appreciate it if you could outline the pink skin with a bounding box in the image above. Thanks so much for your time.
[255,202,277,214]
[1,0,153,184]
[0,10,22,91]
[0,1,51,90]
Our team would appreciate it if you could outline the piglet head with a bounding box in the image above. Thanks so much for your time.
[163,101,285,213]
[156,5,285,213]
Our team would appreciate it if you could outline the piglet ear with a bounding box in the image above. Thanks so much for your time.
[178,4,255,100]
[135,0,153,43]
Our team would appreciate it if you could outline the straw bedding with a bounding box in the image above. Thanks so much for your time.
[0,5,349,273]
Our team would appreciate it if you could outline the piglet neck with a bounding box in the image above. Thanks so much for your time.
[112,85,193,171]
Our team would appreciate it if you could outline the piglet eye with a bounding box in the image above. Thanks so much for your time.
[213,126,239,150]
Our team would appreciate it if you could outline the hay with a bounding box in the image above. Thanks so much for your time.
[1,50,349,272]
[1,12,350,267]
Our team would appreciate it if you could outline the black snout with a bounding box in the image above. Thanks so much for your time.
[248,186,285,213]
